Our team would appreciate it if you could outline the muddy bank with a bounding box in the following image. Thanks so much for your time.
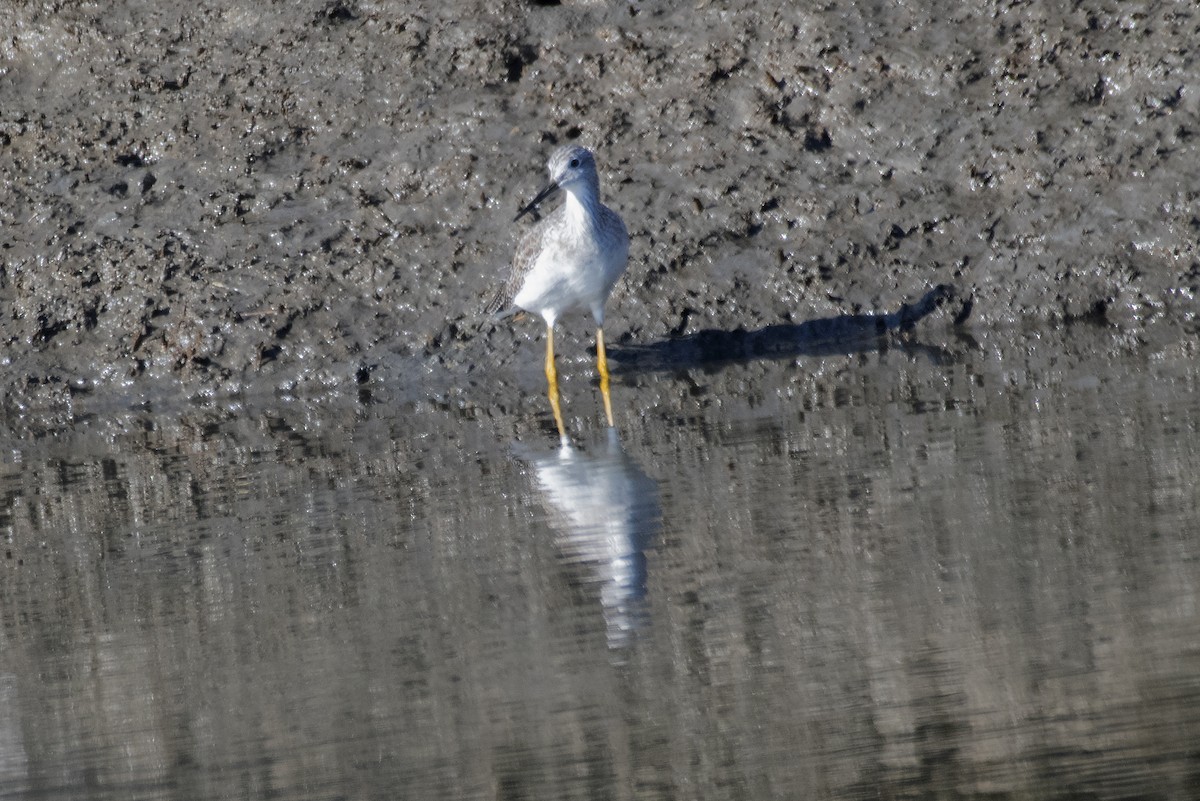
[2,1,1197,410]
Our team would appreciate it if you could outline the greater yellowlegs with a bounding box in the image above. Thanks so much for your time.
[487,145,630,439]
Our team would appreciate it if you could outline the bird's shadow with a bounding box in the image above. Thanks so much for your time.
[608,284,974,373]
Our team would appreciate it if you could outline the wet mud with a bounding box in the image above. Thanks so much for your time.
[2,1,1197,412]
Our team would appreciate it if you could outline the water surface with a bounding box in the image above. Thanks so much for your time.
[1,323,1198,799]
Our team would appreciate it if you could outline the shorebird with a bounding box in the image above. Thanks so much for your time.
[487,145,630,440]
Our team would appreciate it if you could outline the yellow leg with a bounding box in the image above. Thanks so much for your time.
[544,325,567,440]
[596,327,615,428]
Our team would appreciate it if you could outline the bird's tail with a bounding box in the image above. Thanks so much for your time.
[476,305,521,333]
[475,281,525,333]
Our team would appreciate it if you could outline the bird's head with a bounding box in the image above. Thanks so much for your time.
[515,145,599,221]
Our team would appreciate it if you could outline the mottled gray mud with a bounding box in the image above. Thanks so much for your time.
[2,2,1197,413]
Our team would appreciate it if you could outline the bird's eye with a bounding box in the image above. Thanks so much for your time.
[569,158,580,168]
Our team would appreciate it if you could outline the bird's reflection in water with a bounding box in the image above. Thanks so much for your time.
[518,428,661,649]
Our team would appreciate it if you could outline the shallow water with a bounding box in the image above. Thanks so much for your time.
[1,323,1198,800]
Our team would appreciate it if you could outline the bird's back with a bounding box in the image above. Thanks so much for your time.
[594,203,630,288]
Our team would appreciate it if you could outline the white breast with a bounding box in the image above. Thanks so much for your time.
[514,196,629,327]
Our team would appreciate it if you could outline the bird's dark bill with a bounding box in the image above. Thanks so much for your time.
[515,180,561,221]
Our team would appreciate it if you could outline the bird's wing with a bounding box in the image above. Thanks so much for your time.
[482,215,551,318]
